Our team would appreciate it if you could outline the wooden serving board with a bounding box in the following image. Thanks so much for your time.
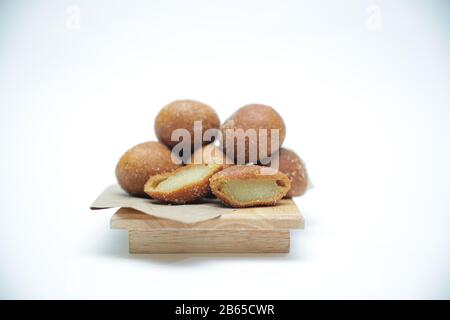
[111,199,304,254]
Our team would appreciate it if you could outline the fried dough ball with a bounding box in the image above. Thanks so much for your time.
[155,100,220,149]
[189,143,234,166]
[115,141,180,197]
[221,104,286,164]
[209,165,290,208]
[144,164,223,204]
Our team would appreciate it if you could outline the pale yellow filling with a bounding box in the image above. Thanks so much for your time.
[155,166,211,192]
[221,179,280,203]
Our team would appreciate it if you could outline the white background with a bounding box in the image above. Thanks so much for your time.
[0,0,449,299]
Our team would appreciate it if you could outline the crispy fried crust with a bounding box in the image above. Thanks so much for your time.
[155,100,220,149]
[189,143,234,167]
[261,148,308,197]
[144,164,223,204]
[221,104,286,164]
[115,141,181,197]
[187,144,234,198]
[209,165,291,208]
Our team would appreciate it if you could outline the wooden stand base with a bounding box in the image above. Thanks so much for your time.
[128,230,291,254]
[111,199,303,254]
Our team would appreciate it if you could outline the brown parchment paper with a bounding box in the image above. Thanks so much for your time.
[90,185,234,224]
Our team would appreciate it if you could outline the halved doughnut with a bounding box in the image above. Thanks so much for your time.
[144,164,223,204]
[209,165,291,208]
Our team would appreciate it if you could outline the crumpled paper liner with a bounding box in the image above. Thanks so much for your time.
[90,184,234,224]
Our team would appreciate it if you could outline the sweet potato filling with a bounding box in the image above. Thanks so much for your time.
[220,179,284,203]
[154,165,214,192]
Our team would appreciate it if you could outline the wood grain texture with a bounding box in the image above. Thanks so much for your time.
[128,230,290,253]
[111,199,304,231]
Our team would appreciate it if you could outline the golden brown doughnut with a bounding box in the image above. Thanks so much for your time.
[209,165,291,208]
[189,143,234,166]
[115,141,180,197]
[221,104,286,164]
[155,100,220,149]
[144,164,223,204]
